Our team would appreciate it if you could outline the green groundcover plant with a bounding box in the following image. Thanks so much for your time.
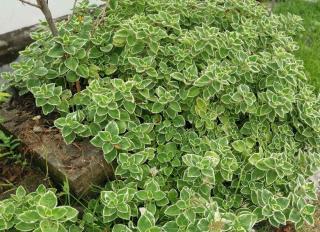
[0,186,80,232]
[1,0,320,231]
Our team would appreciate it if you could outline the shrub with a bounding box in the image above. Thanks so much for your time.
[0,185,80,231]
[1,0,320,231]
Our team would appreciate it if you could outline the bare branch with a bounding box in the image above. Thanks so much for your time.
[18,0,58,36]
[36,0,58,36]
[18,0,40,8]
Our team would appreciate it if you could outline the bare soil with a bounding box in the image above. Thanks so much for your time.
[0,159,52,200]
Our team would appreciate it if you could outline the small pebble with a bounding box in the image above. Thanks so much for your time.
[32,115,41,121]
[33,125,43,133]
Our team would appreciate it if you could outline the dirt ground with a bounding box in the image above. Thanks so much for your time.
[0,159,52,200]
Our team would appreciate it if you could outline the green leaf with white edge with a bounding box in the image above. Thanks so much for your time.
[76,64,89,78]
[52,207,67,220]
[69,224,81,232]
[34,67,48,76]
[98,131,112,142]
[66,71,79,82]
[266,170,277,185]
[153,191,166,201]
[276,197,290,211]
[169,102,181,112]
[103,143,114,155]
[100,44,113,53]
[103,207,117,219]
[38,191,57,208]
[147,227,161,232]
[108,108,121,119]
[185,166,201,178]
[104,148,117,163]
[40,220,59,232]
[63,133,76,145]
[136,190,149,201]
[117,207,131,220]
[15,222,36,231]
[42,104,55,115]
[303,204,316,215]
[302,214,314,225]
[256,158,275,171]
[18,210,41,223]
[117,203,130,214]
[248,153,260,165]
[123,100,136,114]
[269,216,280,228]
[64,57,79,71]
[47,44,64,58]
[232,140,246,153]
[63,45,77,55]
[16,186,27,198]
[105,65,118,75]
[137,210,155,232]
[127,33,137,47]
[152,102,164,113]
[146,68,158,78]
[187,87,200,98]
[193,75,211,87]
[170,72,184,82]
[63,206,78,222]
[272,211,286,225]
[165,205,181,216]
[237,213,257,231]
[105,121,120,135]
[172,115,185,127]
[204,151,220,167]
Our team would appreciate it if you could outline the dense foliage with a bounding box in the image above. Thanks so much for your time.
[1,0,320,231]
[0,186,80,231]
[274,0,320,90]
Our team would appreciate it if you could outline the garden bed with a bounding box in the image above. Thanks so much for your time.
[0,1,320,231]
[0,94,114,198]
[0,158,51,200]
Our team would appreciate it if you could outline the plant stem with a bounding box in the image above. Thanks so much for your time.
[75,81,81,93]
[18,0,40,8]
[36,0,58,36]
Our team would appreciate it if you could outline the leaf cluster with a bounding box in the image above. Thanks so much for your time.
[1,0,320,231]
[0,186,80,232]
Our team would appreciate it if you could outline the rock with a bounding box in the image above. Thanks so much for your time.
[311,171,320,192]
[0,103,114,198]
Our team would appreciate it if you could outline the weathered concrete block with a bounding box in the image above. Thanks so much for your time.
[0,103,114,198]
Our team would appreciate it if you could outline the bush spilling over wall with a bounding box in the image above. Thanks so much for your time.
[2,0,320,231]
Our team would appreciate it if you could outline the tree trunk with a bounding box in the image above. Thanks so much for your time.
[36,0,58,36]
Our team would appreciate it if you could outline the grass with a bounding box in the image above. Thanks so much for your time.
[273,0,320,90]
[257,2,320,231]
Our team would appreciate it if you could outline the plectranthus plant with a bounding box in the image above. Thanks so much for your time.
[1,0,320,231]
[0,186,80,232]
